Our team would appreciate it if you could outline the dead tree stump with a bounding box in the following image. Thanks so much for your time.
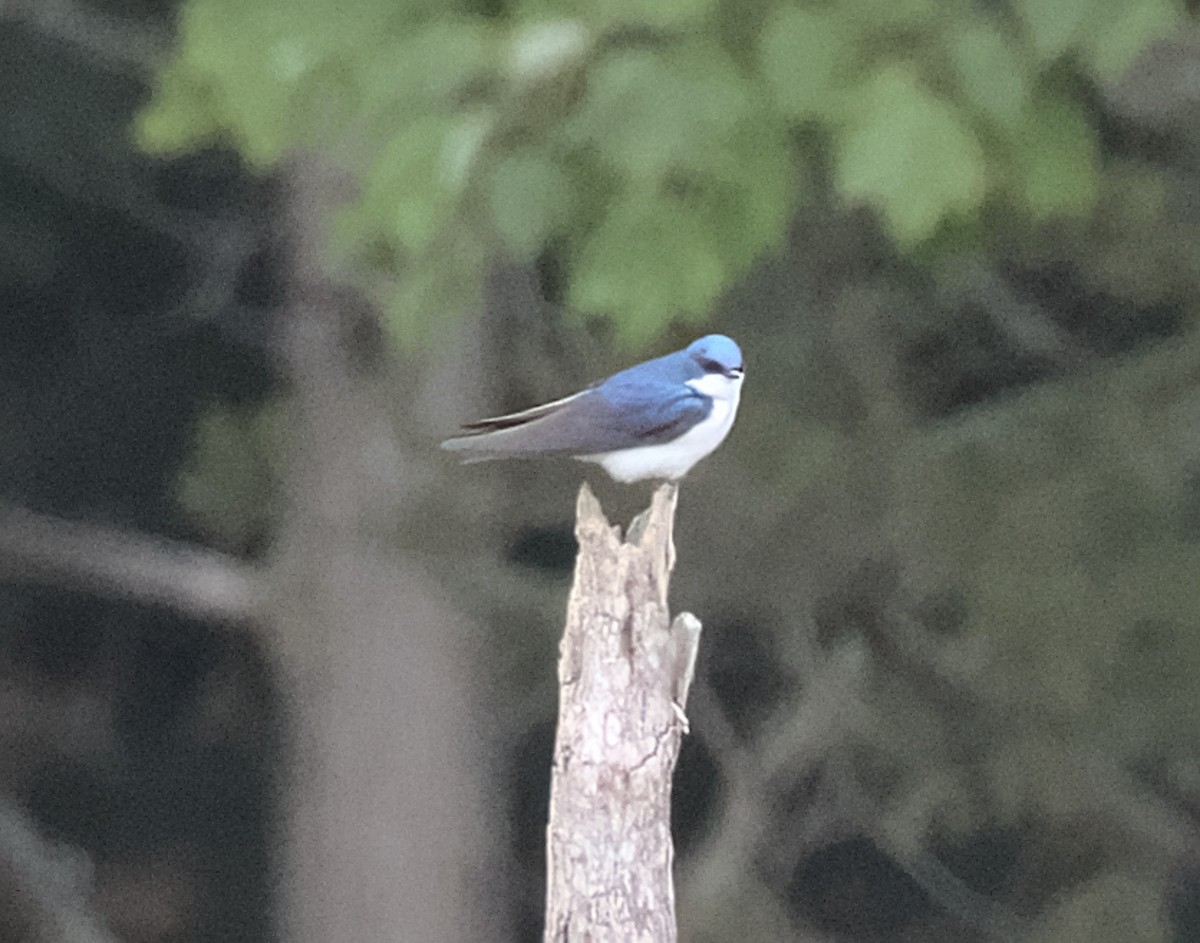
[544,482,702,943]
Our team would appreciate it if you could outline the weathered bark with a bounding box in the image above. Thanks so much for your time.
[544,482,702,943]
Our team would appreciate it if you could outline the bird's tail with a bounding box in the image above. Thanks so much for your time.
[439,435,525,463]
[440,389,591,461]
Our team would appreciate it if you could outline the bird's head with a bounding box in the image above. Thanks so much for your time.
[687,335,743,379]
[684,335,744,401]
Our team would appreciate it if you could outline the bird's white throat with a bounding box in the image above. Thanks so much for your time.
[687,371,741,402]
[581,372,743,482]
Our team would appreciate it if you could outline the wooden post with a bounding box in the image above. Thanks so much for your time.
[544,482,703,943]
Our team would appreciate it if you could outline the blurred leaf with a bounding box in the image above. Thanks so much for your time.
[837,0,937,29]
[948,22,1031,129]
[289,60,361,150]
[835,65,985,245]
[177,400,288,552]
[1013,90,1098,219]
[172,0,295,164]
[563,43,751,183]
[758,6,851,121]
[595,0,717,27]
[693,118,797,270]
[569,195,725,342]
[368,112,491,253]
[139,0,407,163]
[135,61,224,155]
[506,19,591,83]
[139,0,1179,346]
[1017,0,1092,61]
[386,232,487,344]
[488,153,574,258]
[559,38,791,332]
[1082,0,1181,81]
[358,19,496,127]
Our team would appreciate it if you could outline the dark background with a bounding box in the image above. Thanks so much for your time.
[3,2,1200,942]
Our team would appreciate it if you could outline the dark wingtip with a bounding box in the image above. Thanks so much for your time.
[458,417,514,433]
[457,409,555,433]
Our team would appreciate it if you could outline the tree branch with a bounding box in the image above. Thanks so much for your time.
[0,795,121,943]
[0,503,260,622]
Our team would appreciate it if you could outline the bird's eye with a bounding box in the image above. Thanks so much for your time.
[699,356,743,378]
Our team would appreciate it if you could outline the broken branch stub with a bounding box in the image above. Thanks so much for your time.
[544,482,703,943]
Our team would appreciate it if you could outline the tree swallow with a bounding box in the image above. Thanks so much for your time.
[441,335,744,482]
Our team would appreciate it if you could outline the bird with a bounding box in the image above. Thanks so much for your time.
[441,335,744,482]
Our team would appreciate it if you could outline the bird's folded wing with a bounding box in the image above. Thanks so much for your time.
[457,388,591,432]
[442,385,710,459]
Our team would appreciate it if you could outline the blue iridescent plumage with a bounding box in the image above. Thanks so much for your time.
[442,335,744,482]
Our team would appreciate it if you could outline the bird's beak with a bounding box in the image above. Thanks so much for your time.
[728,367,744,379]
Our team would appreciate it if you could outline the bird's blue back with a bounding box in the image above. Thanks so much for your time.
[597,335,742,396]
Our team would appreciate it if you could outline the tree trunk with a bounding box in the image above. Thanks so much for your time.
[544,482,702,943]
[268,158,488,943]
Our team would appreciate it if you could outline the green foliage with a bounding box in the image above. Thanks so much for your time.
[890,333,1200,803]
[758,6,849,121]
[487,152,575,258]
[561,42,750,184]
[571,195,727,345]
[1012,89,1099,220]
[1018,0,1092,62]
[176,399,290,552]
[834,65,985,245]
[1083,0,1181,80]
[947,23,1030,129]
[139,0,1183,342]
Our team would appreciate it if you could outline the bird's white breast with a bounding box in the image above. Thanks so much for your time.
[580,372,743,482]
